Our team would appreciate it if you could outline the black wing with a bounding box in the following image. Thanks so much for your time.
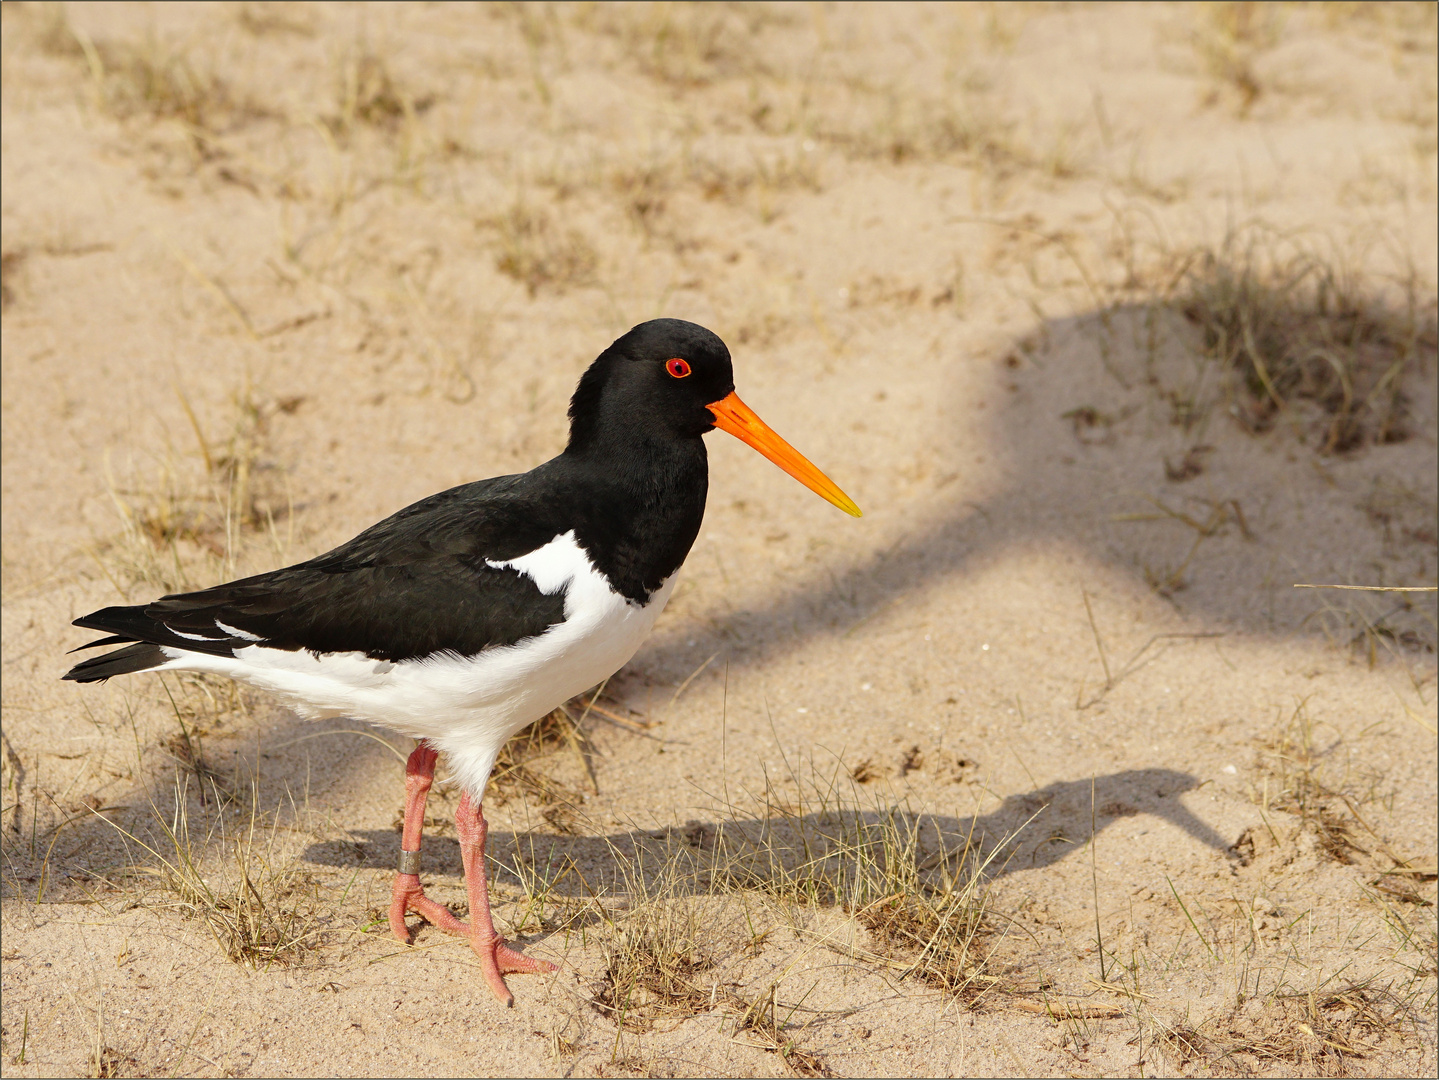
[63,475,572,680]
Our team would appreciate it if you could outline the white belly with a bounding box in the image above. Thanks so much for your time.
[159,532,675,799]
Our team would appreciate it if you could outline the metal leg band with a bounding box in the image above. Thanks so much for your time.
[397,849,422,875]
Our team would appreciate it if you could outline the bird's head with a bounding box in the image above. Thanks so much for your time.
[568,319,860,517]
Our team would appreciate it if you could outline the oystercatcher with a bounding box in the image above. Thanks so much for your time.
[63,319,859,1005]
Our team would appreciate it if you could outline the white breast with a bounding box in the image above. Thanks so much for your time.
[157,531,675,800]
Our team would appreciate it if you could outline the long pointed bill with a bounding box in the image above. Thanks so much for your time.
[707,392,862,517]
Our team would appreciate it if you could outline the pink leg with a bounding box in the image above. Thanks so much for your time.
[388,742,468,942]
[456,791,556,1005]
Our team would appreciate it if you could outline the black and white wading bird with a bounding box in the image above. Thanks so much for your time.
[63,319,860,1005]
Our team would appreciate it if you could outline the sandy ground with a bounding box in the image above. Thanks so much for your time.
[2,3,1436,1076]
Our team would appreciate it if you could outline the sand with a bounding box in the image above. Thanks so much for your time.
[2,3,1436,1076]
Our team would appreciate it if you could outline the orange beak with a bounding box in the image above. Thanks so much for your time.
[707,392,862,517]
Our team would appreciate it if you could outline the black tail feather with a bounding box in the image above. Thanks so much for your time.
[62,642,168,683]
[67,633,135,653]
[73,605,165,640]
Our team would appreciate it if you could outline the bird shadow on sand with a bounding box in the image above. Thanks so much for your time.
[299,766,1234,900]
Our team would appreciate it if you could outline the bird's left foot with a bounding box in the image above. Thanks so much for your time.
[389,872,468,942]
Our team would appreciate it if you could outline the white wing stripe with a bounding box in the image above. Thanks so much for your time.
[168,626,223,642]
[215,619,264,642]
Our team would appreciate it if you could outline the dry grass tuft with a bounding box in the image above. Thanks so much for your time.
[1255,704,1367,864]
[690,149,822,222]
[592,897,715,1033]
[92,39,237,132]
[581,837,836,1070]
[327,46,435,138]
[11,661,331,974]
[103,775,328,970]
[1171,229,1435,453]
[90,1044,141,1079]
[234,2,317,40]
[580,822,726,1034]
[1152,979,1423,1077]
[517,760,1001,1056]
[1191,1,1282,116]
[1309,586,1438,666]
[588,1,786,90]
[94,384,294,595]
[22,4,269,135]
[1251,702,1422,878]
[488,702,595,828]
[599,145,821,234]
[153,672,250,802]
[710,772,1002,997]
[490,686,656,828]
[487,202,599,297]
[1103,223,1437,464]
[818,90,1026,174]
[855,882,990,995]
[0,248,24,311]
[730,983,833,1077]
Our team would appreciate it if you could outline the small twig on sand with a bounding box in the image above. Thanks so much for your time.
[1294,584,1436,592]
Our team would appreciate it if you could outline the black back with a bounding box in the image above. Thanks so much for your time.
[64,320,733,679]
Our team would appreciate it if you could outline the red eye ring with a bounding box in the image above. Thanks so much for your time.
[665,358,692,379]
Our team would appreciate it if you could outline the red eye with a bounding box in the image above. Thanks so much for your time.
[665,358,691,379]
